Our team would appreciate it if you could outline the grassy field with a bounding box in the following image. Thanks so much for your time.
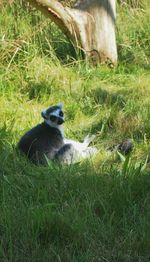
[0,0,150,261]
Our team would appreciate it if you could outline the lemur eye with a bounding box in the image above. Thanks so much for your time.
[50,115,57,122]
[59,111,64,117]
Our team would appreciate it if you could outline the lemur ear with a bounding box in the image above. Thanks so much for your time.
[41,110,47,119]
[57,102,64,109]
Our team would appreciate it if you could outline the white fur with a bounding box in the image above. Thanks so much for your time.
[41,104,97,163]
[44,118,64,137]
[57,102,63,109]
[64,134,97,161]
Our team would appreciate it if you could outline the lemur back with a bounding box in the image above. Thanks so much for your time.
[18,104,64,165]
[18,123,64,165]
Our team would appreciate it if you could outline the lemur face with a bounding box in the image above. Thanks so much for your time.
[41,103,64,127]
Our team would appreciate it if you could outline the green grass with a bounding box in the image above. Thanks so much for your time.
[0,0,150,261]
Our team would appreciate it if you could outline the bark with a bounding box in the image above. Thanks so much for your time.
[27,0,117,66]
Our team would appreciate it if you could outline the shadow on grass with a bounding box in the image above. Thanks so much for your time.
[91,87,133,109]
[25,81,53,101]
[0,122,150,261]
[0,136,150,261]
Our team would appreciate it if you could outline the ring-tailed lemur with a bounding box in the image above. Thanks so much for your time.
[18,103,97,165]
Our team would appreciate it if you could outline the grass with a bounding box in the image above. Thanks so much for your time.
[0,0,150,261]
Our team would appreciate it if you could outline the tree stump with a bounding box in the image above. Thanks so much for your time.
[28,0,117,66]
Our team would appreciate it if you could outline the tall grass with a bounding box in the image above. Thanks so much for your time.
[0,0,150,261]
[117,0,150,66]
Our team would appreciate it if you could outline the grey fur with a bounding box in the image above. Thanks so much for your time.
[18,104,64,165]
[55,144,78,164]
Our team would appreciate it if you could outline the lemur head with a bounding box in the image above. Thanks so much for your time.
[41,103,64,128]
